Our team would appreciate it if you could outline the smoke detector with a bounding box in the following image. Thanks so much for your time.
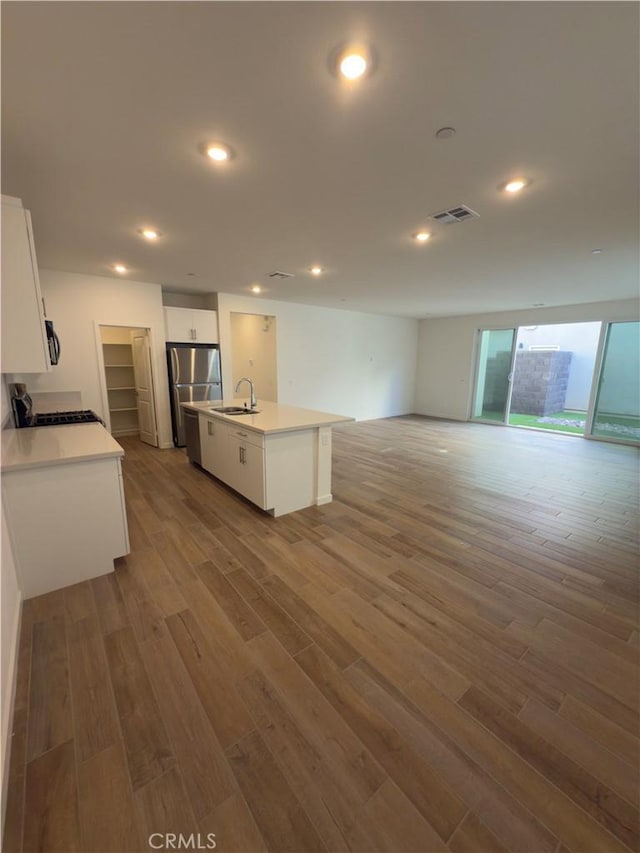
[429,205,479,224]
[267,270,295,279]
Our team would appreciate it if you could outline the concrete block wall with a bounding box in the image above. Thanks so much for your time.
[511,350,573,415]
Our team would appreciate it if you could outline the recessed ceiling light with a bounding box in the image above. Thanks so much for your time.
[310,266,323,276]
[501,178,531,194]
[532,303,545,307]
[414,231,431,242]
[113,264,128,274]
[141,228,160,241]
[591,248,603,254]
[340,52,367,80]
[251,285,262,294]
[206,143,231,162]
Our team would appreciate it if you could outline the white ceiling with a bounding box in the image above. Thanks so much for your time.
[2,2,638,319]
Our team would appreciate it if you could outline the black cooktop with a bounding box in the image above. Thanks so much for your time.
[31,410,103,427]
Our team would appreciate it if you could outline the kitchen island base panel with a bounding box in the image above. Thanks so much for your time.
[197,411,342,517]
[315,426,333,507]
[188,401,353,517]
[265,429,318,517]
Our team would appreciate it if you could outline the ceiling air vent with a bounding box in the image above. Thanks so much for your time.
[267,270,295,279]
[429,204,479,225]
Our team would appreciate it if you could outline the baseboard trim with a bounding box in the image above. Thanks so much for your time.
[1,590,22,837]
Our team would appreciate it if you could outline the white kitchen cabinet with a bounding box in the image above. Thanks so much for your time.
[199,414,230,483]
[193,402,352,516]
[164,306,218,344]
[1,195,51,373]
[2,455,129,598]
[198,413,266,507]
[226,427,266,508]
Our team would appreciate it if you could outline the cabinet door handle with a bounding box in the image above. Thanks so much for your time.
[42,297,47,317]
[208,421,214,435]
[191,328,197,340]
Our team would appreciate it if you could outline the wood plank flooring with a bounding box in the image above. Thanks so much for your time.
[4,416,639,853]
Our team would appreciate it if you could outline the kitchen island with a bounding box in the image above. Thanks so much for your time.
[1,423,130,597]
[182,399,353,516]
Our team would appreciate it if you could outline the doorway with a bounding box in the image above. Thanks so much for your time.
[230,313,278,402]
[471,320,639,444]
[98,325,159,446]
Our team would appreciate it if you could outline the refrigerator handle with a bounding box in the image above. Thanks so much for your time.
[170,348,179,383]
[172,385,184,433]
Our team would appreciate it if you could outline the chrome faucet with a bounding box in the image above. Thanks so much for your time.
[235,377,257,409]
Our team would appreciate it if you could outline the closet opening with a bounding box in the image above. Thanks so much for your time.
[98,325,159,446]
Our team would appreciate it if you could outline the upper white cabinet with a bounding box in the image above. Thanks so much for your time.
[1,196,51,373]
[164,306,218,344]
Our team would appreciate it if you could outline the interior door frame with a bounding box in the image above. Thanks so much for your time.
[469,326,518,424]
[95,322,159,441]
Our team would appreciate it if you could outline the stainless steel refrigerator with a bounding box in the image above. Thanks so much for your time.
[166,343,222,446]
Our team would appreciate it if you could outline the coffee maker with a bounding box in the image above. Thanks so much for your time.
[10,383,33,428]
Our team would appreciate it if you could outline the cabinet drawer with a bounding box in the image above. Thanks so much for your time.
[228,425,264,449]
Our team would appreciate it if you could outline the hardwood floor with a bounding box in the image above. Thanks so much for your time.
[4,416,639,853]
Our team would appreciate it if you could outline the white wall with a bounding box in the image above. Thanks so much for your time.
[1,371,20,827]
[1,376,12,429]
[1,501,21,830]
[218,294,418,421]
[415,299,639,421]
[10,270,173,447]
[230,313,278,402]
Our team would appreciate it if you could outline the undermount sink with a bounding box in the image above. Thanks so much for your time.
[210,406,261,415]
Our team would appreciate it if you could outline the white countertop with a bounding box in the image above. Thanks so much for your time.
[183,399,354,435]
[1,423,124,472]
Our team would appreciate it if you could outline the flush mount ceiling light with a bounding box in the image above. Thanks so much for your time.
[113,264,128,274]
[251,285,262,294]
[340,51,367,79]
[332,43,374,81]
[413,231,431,243]
[140,228,161,241]
[435,126,456,140]
[310,266,323,276]
[500,177,532,194]
[205,142,232,162]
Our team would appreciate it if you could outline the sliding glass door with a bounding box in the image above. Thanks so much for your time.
[588,321,640,444]
[471,328,516,423]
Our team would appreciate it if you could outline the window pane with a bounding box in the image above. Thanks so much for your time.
[592,321,640,442]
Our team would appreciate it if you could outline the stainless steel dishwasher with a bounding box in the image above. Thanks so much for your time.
[183,408,201,466]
